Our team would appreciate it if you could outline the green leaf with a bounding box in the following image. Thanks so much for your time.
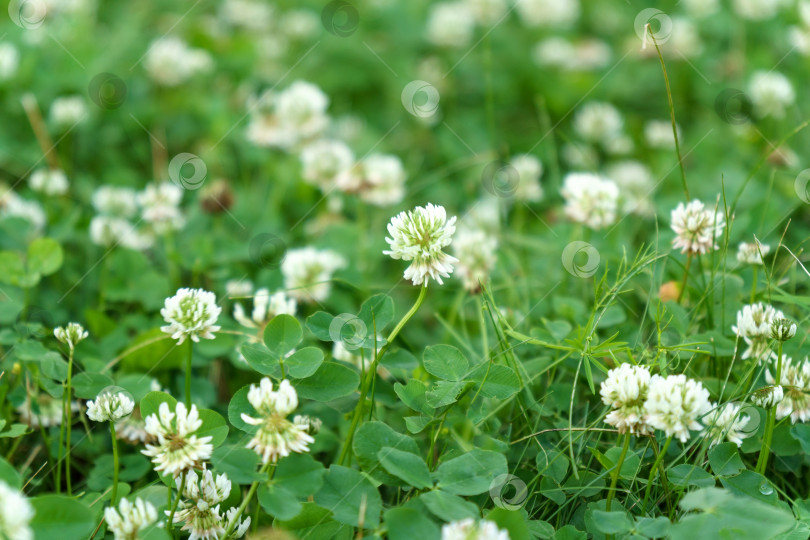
[357,294,395,334]
[425,380,467,408]
[418,490,479,522]
[30,495,96,539]
[708,442,745,477]
[305,311,334,341]
[423,344,469,381]
[71,372,115,399]
[211,446,262,484]
[378,446,433,488]
[274,453,326,497]
[536,448,569,484]
[790,423,810,454]
[197,408,229,447]
[139,391,177,419]
[436,449,507,496]
[227,385,257,433]
[487,508,531,540]
[668,464,716,488]
[353,421,420,486]
[314,465,382,528]
[467,363,520,399]
[295,362,359,401]
[0,251,34,287]
[285,347,324,378]
[27,237,63,276]
[635,516,671,538]
[394,379,435,415]
[591,511,633,534]
[263,314,302,356]
[240,342,276,375]
[258,484,302,520]
[120,329,182,372]
[384,508,440,540]
[275,502,348,539]
[561,471,604,498]
[0,456,21,488]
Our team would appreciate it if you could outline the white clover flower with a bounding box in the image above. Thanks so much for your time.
[748,71,795,119]
[766,357,810,423]
[681,0,719,17]
[142,402,213,476]
[115,412,154,445]
[384,203,458,286]
[49,96,87,128]
[293,414,323,435]
[732,303,784,361]
[104,497,158,540]
[89,216,140,248]
[336,153,407,207]
[426,2,475,48]
[644,120,680,150]
[138,182,185,234]
[736,241,770,265]
[452,228,497,292]
[0,190,46,231]
[645,374,712,443]
[441,518,510,540]
[0,43,19,81]
[233,289,296,329]
[16,393,79,428]
[465,0,508,24]
[0,481,33,540]
[54,322,89,350]
[600,363,652,435]
[247,81,330,150]
[144,37,212,87]
[221,0,273,30]
[771,318,797,342]
[606,160,655,217]
[241,378,315,464]
[86,391,134,423]
[92,186,138,218]
[560,173,619,230]
[29,169,69,196]
[751,385,784,409]
[515,0,579,27]
[281,10,320,40]
[300,139,354,192]
[281,247,346,303]
[225,279,253,298]
[573,101,623,143]
[509,154,543,202]
[733,0,784,20]
[171,467,249,540]
[533,37,611,72]
[670,199,725,255]
[160,288,221,344]
[703,403,752,447]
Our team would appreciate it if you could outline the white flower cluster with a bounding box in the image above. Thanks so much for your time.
[737,241,770,265]
[144,37,212,87]
[29,169,69,196]
[241,378,315,464]
[599,363,652,435]
[104,497,157,540]
[515,0,579,28]
[751,385,784,410]
[560,173,619,230]
[138,182,185,235]
[334,153,407,207]
[606,161,655,217]
[0,186,46,231]
[509,154,544,202]
[16,393,70,428]
[171,467,250,540]
[748,71,795,119]
[54,322,89,350]
[533,37,611,72]
[670,199,725,255]
[766,357,810,423]
[441,518,510,540]
[233,287,296,329]
[733,0,784,20]
[645,374,713,443]
[574,102,623,144]
[86,390,134,423]
[142,402,214,476]
[452,227,498,293]
[161,288,222,344]
[0,42,19,81]
[732,303,784,362]
[281,247,346,303]
[644,120,680,150]
[247,81,329,150]
[702,403,751,447]
[49,96,87,128]
[0,481,34,540]
[384,203,458,286]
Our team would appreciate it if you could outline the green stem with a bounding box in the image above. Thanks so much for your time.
[221,462,271,538]
[166,471,186,537]
[750,266,758,303]
[677,255,692,304]
[337,283,428,465]
[606,433,632,512]
[756,341,782,473]
[641,436,672,514]
[110,422,119,505]
[184,340,192,407]
[64,348,74,494]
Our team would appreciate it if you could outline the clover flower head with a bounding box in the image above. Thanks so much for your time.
[441,518,510,540]
[766,357,810,423]
[771,318,797,342]
[171,466,250,540]
[161,288,221,344]
[737,241,770,265]
[233,289,296,329]
[452,228,498,292]
[670,199,725,255]
[751,385,784,409]
[600,363,652,435]
[702,402,752,447]
[54,322,89,350]
[142,402,213,476]
[29,168,69,196]
[384,203,458,286]
[560,172,619,230]
[281,247,346,303]
[644,374,712,443]
[0,481,33,540]
[86,390,134,423]
[573,101,623,142]
[104,498,158,540]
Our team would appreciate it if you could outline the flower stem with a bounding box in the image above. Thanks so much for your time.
[110,422,119,505]
[756,342,782,473]
[184,340,193,407]
[677,255,692,304]
[222,462,271,538]
[606,433,631,512]
[166,471,186,536]
[64,348,75,494]
[641,436,672,514]
[750,266,758,303]
[338,283,428,465]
